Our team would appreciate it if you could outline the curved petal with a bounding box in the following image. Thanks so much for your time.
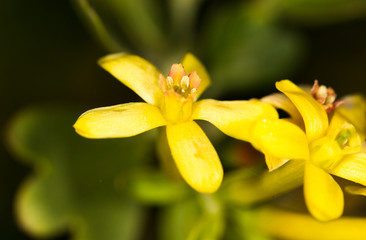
[261,93,303,128]
[181,53,210,98]
[330,153,366,186]
[191,99,278,142]
[337,95,366,137]
[166,121,223,193]
[276,80,328,142]
[304,162,344,221]
[74,103,166,138]
[264,154,290,172]
[251,118,309,163]
[98,53,162,105]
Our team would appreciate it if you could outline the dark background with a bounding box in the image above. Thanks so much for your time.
[1,0,366,239]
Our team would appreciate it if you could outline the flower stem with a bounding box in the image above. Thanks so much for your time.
[156,128,181,180]
[222,160,305,205]
[186,194,224,240]
[71,0,124,52]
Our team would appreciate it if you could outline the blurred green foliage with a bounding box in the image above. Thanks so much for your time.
[2,0,366,239]
[7,106,154,239]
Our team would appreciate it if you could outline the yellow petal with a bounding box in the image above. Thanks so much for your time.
[74,103,166,138]
[304,162,344,221]
[309,136,343,171]
[276,80,328,141]
[264,154,290,172]
[310,113,362,172]
[181,53,210,98]
[251,118,309,162]
[192,99,278,142]
[261,93,303,127]
[330,153,366,186]
[166,121,223,193]
[98,53,162,105]
[337,95,366,137]
[160,91,193,123]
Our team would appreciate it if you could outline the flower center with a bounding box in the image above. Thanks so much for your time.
[165,75,197,99]
[336,129,352,148]
[310,122,361,170]
[158,64,201,123]
[310,80,343,113]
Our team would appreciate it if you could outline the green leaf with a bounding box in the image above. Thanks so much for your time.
[7,105,155,240]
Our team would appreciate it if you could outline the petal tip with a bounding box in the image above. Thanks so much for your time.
[73,115,95,139]
[275,79,295,92]
[97,52,128,66]
[191,170,223,194]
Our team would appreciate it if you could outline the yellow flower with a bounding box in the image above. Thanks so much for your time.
[74,53,277,193]
[251,79,366,221]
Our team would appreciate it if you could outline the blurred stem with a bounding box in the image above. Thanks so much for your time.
[255,206,366,240]
[156,128,181,180]
[186,194,224,240]
[71,0,124,52]
[245,0,281,24]
[199,194,222,215]
[168,0,202,47]
[222,160,305,205]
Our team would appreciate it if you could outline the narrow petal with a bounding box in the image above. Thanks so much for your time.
[181,53,210,98]
[250,118,309,162]
[98,53,162,106]
[192,99,278,142]
[166,121,223,193]
[74,103,166,138]
[304,162,344,221]
[330,153,366,186]
[276,80,328,142]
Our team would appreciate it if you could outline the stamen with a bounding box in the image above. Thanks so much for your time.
[326,95,336,105]
[181,76,190,90]
[160,64,201,100]
[310,80,342,114]
[167,76,174,89]
[317,86,328,104]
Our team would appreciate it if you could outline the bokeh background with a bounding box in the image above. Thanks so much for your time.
[1,0,366,239]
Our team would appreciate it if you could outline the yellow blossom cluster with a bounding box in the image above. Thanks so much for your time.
[74,53,366,221]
